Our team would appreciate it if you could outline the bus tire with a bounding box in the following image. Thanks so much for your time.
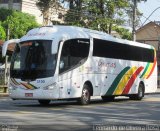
[78,84,91,105]
[130,83,144,100]
[38,100,51,105]
[101,96,115,101]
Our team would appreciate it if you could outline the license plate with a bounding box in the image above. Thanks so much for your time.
[25,93,33,97]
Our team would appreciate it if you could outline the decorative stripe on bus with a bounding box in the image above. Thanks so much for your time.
[105,66,130,95]
[10,83,18,89]
[122,66,144,94]
[113,67,138,95]
[21,83,36,90]
[146,57,157,79]
[143,63,153,78]
[140,63,149,78]
[106,66,144,96]
[140,48,156,79]
[10,78,20,85]
[10,78,38,90]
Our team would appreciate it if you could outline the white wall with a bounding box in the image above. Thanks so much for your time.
[21,0,43,24]
[0,0,43,24]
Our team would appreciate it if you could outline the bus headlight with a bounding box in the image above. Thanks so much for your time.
[43,83,57,90]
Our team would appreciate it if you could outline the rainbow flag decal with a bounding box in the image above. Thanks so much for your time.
[10,78,38,90]
[105,48,156,96]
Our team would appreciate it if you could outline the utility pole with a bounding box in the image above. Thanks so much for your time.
[7,25,10,40]
[4,0,13,89]
[4,28,9,87]
[7,0,12,39]
[4,54,8,87]
[132,0,137,41]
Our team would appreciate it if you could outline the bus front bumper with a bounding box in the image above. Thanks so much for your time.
[9,88,60,100]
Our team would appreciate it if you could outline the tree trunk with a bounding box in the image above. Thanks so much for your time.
[69,0,74,9]
[99,0,104,15]
[43,10,50,26]
[109,23,112,34]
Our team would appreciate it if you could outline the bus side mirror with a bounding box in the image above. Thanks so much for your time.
[59,60,64,70]
[2,39,20,57]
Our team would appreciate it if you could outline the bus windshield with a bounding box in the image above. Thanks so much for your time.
[10,40,57,80]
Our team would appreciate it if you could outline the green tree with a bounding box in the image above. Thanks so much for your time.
[113,26,132,40]
[64,0,130,33]
[36,0,52,25]
[0,8,13,22]
[36,0,61,25]
[0,9,39,39]
[64,0,83,25]
[63,0,146,40]
[0,22,6,40]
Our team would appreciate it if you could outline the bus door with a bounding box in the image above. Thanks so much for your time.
[58,40,72,99]
[58,61,72,98]
[58,39,90,98]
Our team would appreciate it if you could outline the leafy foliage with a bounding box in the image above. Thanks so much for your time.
[0,22,6,40]
[36,0,62,25]
[36,0,52,19]
[0,8,39,39]
[0,8,13,22]
[113,26,132,40]
[36,0,51,12]
[63,0,145,40]
[64,0,130,34]
[36,0,145,40]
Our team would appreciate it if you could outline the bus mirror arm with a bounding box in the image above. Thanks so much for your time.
[2,39,20,57]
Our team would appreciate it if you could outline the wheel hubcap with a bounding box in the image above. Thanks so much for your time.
[82,89,89,102]
[139,89,143,97]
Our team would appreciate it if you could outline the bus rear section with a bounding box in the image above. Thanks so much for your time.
[91,38,157,101]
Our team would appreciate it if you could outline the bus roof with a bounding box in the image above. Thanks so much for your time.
[20,25,154,50]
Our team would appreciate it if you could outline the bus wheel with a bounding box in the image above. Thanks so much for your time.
[130,83,144,100]
[38,100,51,105]
[101,96,115,101]
[79,84,91,105]
[136,83,144,100]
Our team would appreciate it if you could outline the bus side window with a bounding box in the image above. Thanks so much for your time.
[59,38,90,74]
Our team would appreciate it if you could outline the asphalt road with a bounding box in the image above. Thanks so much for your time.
[0,95,160,131]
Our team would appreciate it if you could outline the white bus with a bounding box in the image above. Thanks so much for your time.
[2,26,157,105]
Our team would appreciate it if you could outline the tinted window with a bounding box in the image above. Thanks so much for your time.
[93,38,154,62]
[10,40,57,79]
[59,39,90,74]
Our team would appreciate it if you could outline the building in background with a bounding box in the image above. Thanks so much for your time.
[136,21,160,87]
[0,0,43,24]
[0,0,67,25]
[136,21,160,50]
